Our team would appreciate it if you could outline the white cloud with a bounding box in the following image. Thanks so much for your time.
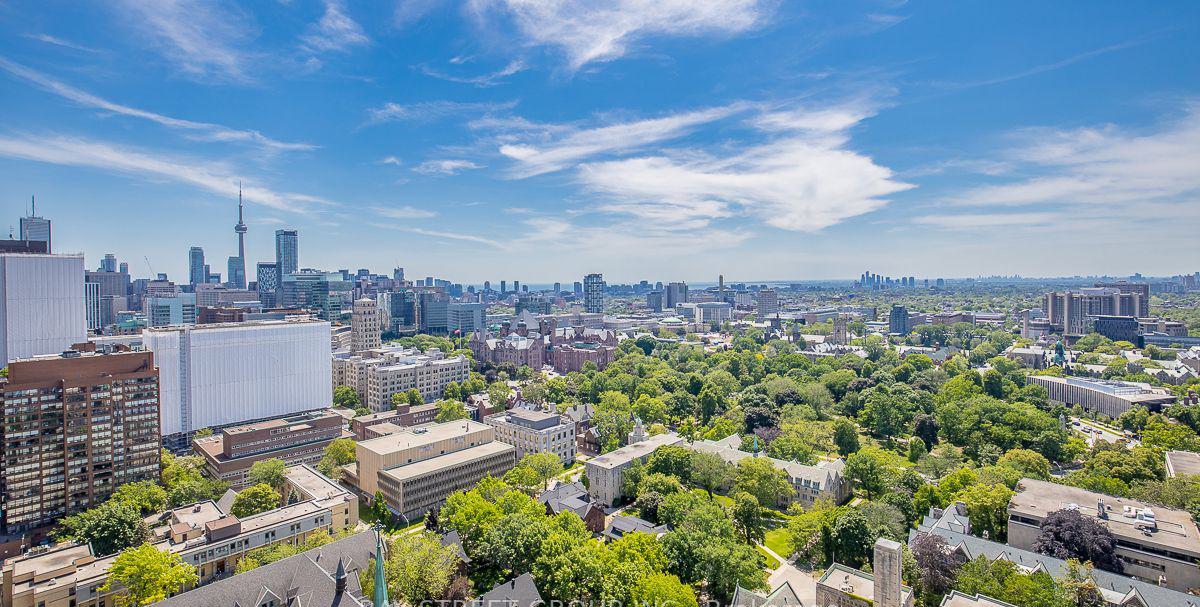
[579,131,911,231]
[379,156,403,165]
[471,0,768,70]
[418,59,525,87]
[414,159,484,175]
[367,100,518,124]
[949,104,1200,208]
[0,58,314,153]
[25,33,100,53]
[0,133,330,213]
[383,225,504,248]
[116,0,256,82]
[370,205,438,219]
[301,1,370,53]
[496,103,750,177]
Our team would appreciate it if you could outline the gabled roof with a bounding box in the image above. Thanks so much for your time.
[603,515,667,540]
[914,527,1200,607]
[152,531,374,607]
[473,573,543,607]
[730,581,803,607]
[440,530,470,564]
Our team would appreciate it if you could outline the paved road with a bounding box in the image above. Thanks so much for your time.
[759,542,818,604]
[1070,417,1136,448]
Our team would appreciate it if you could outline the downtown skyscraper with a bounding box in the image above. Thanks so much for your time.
[275,229,298,276]
[188,246,206,286]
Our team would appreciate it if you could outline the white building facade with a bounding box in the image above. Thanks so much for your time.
[144,318,332,451]
[0,253,86,364]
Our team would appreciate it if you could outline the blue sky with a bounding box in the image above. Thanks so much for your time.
[0,1,1197,283]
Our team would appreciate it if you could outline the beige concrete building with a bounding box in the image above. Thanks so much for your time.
[192,410,352,489]
[585,433,684,506]
[484,408,576,465]
[350,298,381,353]
[1007,478,1200,592]
[0,465,357,607]
[344,420,517,519]
[332,345,469,411]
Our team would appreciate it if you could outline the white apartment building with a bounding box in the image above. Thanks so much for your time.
[143,318,332,451]
[484,408,577,464]
[0,253,86,364]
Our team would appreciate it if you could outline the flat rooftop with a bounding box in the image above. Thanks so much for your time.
[358,420,491,456]
[587,433,683,470]
[1166,451,1200,478]
[1011,478,1200,555]
[380,441,515,483]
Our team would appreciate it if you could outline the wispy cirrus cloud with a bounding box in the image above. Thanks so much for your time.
[300,1,370,54]
[0,133,330,213]
[417,59,525,87]
[370,205,438,219]
[366,100,518,124]
[469,0,770,70]
[115,0,257,82]
[414,159,484,175]
[495,103,752,177]
[0,58,314,153]
[948,103,1200,208]
[383,225,503,249]
[25,33,101,53]
[913,212,1061,229]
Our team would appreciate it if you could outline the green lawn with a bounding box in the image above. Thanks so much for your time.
[756,545,780,570]
[764,527,791,559]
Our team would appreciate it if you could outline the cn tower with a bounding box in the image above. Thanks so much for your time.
[233,184,247,288]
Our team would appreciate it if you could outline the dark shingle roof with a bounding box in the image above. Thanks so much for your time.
[473,573,543,607]
[603,515,667,540]
[441,529,470,564]
[152,531,375,607]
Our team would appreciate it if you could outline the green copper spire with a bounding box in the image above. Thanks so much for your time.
[373,526,389,607]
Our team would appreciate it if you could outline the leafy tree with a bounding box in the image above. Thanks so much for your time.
[360,532,460,605]
[333,385,360,409]
[230,484,280,518]
[317,438,357,479]
[522,452,565,489]
[629,572,699,607]
[487,383,511,412]
[833,418,860,457]
[434,399,468,422]
[660,500,766,604]
[443,381,461,401]
[594,391,635,453]
[102,543,198,606]
[1034,509,1124,574]
[997,449,1051,480]
[248,458,287,490]
[1081,445,1164,485]
[860,500,908,541]
[913,413,939,450]
[911,533,966,602]
[952,556,1069,607]
[953,483,1014,542]
[647,445,695,482]
[845,450,889,499]
[161,451,228,507]
[733,457,794,508]
[57,501,148,556]
[110,481,168,515]
[908,437,928,463]
[828,510,873,567]
[638,472,685,497]
[731,491,766,543]
[690,450,733,497]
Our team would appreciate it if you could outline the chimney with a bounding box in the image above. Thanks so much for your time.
[873,538,903,607]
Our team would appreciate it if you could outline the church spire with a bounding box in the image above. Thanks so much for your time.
[373,526,390,607]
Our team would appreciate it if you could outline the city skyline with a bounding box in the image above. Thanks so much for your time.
[1,2,1198,282]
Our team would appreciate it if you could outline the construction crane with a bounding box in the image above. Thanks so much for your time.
[144,255,156,277]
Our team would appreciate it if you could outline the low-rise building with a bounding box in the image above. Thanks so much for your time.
[815,539,913,607]
[193,410,352,489]
[914,502,1200,607]
[1166,450,1200,478]
[1027,375,1176,417]
[585,433,684,506]
[687,435,851,507]
[1007,478,1200,592]
[0,465,357,607]
[343,421,517,519]
[485,408,576,464]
